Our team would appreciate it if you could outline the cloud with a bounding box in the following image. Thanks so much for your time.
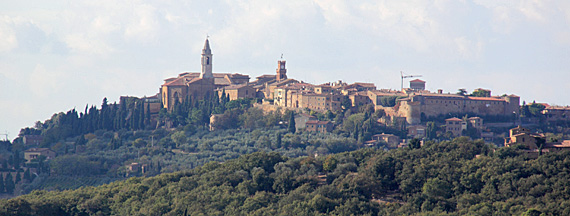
[124,4,159,43]
[29,64,64,97]
[65,34,115,55]
[0,16,19,52]
[454,37,483,59]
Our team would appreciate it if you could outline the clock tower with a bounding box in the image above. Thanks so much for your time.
[276,60,287,82]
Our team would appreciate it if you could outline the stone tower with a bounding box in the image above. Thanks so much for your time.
[276,60,287,82]
[200,38,213,79]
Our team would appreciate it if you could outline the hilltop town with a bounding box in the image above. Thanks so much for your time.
[1,38,569,201]
[144,39,570,150]
[1,39,570,215]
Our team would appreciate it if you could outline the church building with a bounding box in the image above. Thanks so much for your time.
[161,39,250,110]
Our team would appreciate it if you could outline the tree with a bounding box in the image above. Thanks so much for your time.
[15,171,21,184]
[457,88,467,96]
[276,133,282,149]
[0,174,4,193]
[171,131,187,148]
[528,103,546,117]
[23,169,31,182]
[408,138,421,149]
[426,122,437,140]
[288,112,296,134]
[5,172,14,194]
[470,89,491,97]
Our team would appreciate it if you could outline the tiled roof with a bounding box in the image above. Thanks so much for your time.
[445,117,462,122]
[163,77,187,86]
[409,79,425,83]
[306,120,331,125]
[466,97,505,101]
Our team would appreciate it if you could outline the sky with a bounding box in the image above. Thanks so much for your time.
[1,0,570,141]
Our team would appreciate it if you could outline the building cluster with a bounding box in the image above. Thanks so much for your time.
[158,39,521,128]
[505,126,570,154]
[151,38,529,143]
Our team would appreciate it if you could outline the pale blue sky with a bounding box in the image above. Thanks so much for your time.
[1,0,570,140]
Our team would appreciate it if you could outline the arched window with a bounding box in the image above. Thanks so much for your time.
[206,57,210,65]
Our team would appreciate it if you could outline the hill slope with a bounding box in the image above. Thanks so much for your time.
[3,138,570,215]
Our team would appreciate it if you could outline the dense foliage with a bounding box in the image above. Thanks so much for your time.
[2,138,570,215]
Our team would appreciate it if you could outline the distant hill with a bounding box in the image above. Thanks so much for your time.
[2,138,569,215]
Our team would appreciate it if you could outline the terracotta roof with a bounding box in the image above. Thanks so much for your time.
[298,113,317,119]
[306,120,331,125]
[256,74,276,78]
[445,117,462,122]
[545,106,570,110]
[409,79,425,83]
[466,97,505,101]
[163,77,187,86]
[354,82,376,87]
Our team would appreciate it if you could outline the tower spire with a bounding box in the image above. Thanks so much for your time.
[200,37,213,78]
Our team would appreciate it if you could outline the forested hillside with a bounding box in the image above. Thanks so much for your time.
[5,94,387,195]
[2,138,569,215]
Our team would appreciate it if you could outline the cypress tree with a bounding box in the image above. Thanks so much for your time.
[15,171,21,184]
[353,125,359,140]
[276,133,282,148]
[24,169,31,182]
[0,174,4,193]
[145,102,151,127]
[139,100,145,129]
[5,172,14,194]
[288,112,296,134]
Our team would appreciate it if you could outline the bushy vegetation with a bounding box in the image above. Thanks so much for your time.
[2,138,570,215]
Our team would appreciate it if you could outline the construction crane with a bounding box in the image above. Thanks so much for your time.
[400,71,422,90]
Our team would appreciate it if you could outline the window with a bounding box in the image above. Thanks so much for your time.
[206,57,210,65]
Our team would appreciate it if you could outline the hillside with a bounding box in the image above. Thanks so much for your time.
[2,138,569,215]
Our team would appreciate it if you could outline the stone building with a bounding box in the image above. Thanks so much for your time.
[294,113,317,130]
[23,135,43,146]
[504,126,542,149]
[542,106,570,122]
[305,120,333,133]
[445,117,465,137]
[160,39,250,110]
[407,125,426,138]
[445,117,484,137]
[24,148,56,162]
[370,133,400,146]
[409,79,426,91]
[217,84,256,101]
[394,92,520,124]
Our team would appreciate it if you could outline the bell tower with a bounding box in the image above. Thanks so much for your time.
[200,38,213,78]
[276,57,287,82]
